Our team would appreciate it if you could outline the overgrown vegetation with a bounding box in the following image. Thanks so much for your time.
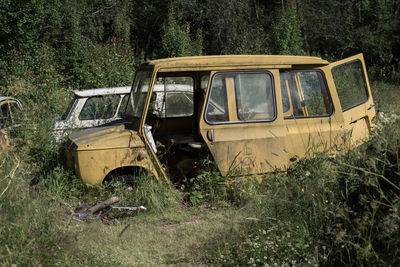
[206,114,400,265]
[1,0,400,265]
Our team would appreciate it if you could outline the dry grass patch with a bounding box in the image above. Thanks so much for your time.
[73,207,247,266]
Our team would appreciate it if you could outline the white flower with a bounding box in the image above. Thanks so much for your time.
[262,229,267,235]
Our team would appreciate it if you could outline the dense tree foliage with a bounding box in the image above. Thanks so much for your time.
[0,0,399,89]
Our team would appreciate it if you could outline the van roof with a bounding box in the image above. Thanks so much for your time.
[73,86,131,97]
[147,55,329,70]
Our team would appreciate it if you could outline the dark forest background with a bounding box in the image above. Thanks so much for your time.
[1,0,399,90]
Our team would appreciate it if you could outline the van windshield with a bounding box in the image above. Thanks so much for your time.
[124,70,152,118]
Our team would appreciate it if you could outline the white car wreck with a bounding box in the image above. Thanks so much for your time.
[52,87,130,142]
[0,97,23,152]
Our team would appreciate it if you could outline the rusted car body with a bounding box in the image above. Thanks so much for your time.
[65,54,376,184]
[0,97,23,153]
[0,97,22,129]
[52,87,130,142]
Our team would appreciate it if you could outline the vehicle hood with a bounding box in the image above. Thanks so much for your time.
[66,124,143,151]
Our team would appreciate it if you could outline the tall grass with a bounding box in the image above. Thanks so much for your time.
[205,111,400,266]
[0,44,135,265]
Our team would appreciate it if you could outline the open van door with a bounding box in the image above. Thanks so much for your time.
[330,54,376,147]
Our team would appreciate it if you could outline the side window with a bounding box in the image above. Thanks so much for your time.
[8,102,21,124]
[79,95,120,120]
[205,74,228,122]
[118,95,129,117]
[281,71,332,118]
[0,103,9,127]
[165,92,193,117]
[153,76,194,118]
[298,72,332,116]
[332,60,368,110]
[235,72,275,121]
[0,101,19,127]
[205,71,275,123]
[61,98,76,120]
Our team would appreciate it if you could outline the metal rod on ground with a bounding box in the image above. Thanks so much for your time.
[112,206,147,211]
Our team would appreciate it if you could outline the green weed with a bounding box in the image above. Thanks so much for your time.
[184,157,260,207]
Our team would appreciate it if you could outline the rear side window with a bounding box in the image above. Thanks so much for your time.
[61,98,76,120]
[118,95,129,117]
[8,102,21,124]
[332,60,368,110]
[165,92,193,117]
[205,71,275,123]
[0,101,21,127]
[79,95,120,120]
[280,71,332,118]
[0,102,11,127]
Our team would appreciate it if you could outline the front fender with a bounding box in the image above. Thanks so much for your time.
[70,146,159,184]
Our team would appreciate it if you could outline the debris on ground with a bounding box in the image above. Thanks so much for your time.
[69,196,146,224]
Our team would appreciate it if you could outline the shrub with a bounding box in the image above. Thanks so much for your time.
[183,156,260,207]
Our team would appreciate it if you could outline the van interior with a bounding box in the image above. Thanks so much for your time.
[145,71,210,182]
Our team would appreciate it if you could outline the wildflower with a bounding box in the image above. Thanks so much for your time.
[325,199,329,203]
[301,188,304,193]
[312,193,315,197]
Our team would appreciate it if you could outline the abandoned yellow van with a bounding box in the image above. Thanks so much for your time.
[65,54,376,184]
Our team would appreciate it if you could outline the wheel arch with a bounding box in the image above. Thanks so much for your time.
[103,165,153,184]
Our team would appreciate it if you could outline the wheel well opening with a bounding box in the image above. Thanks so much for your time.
[103,166,151,185]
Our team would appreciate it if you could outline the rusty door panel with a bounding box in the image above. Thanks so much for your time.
[203,125,288,175]
[200,70,288,175]
[284,116,345,160]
